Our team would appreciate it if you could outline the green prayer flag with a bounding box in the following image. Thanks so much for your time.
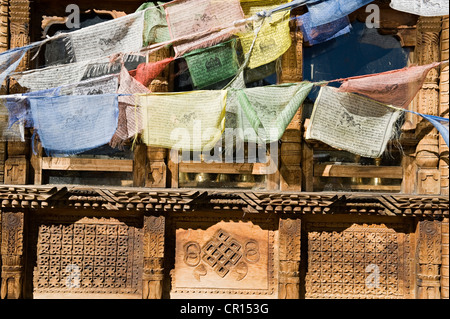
[228,82,314,143]
[137,2,171,46]
[185,39,239,89]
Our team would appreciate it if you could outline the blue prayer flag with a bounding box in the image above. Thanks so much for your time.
[297,12,352,45]
[418,113,449,148]
[29,94,119,156]
[306,0,374,27]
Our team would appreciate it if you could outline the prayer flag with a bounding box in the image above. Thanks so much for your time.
[239,0,292,69]
[129,57,174,87]
[306,0,373,27]
[137,2,171,45]
[185,39,239,89]
[0,47,29,86]
[56,11,145,63]
[164,0,245,56]
[413,112,449,148]
[338,62,442,109]
[306,86,402,158]
[138,90,227,151]
[109,66,150,148]
[390,0,449,17]
[12,57,122,92]
[297,12,352,45]
[29,94,119,156]
[227,81,313,143]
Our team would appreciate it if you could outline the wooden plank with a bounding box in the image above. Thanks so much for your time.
[350,185,401,192]
[42,158,133,172]
[314,164,403,179]
[178,162,270,175]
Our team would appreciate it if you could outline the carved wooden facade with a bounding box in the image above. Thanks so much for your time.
[0,0,448,299]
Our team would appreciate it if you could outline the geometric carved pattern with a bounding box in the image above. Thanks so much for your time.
[33,218,143,297]
[305,223,411,299]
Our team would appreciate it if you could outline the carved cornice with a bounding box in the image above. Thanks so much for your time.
[0,185,448,217]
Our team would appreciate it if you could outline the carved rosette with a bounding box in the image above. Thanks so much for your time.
[1,212,25,299]
[143,215,165,299]
[279,218,301,299]
[417,220,442,299]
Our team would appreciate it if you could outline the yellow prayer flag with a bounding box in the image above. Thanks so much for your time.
[138,90,227,151]
[238,0,292,69]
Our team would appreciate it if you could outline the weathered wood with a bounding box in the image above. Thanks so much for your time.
[133,144,147,187]
[1,211,25,299]
[279,20,303,191]
[143,215,165,299]
[167,150,179,188]
[179,162,271,175]
[279,218,301,299]
[415,17,442,195]
[416,220,442,299]
[42,157,133,172]
[144,47,172,188]
[442,218,449,299]
[440,16,449,196]
[314,164,403,179]
[3,0,31,185]
[302,137,314,192]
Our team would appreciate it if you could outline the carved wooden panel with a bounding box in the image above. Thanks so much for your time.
[1,212,25,299]
[305,223,413,299]
[171,218,277,299]
[32,217,143,298]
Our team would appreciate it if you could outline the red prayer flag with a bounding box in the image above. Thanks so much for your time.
[337,62,442,109]
[129,57,174,87]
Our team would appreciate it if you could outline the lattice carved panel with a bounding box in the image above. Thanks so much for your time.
[305,223,413,299]
[33,217,143,298]
[171,218,277,299]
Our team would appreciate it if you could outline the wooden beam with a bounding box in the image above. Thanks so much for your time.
[314,164,403,179]
[179,162,271,175]
[42,158,133,172]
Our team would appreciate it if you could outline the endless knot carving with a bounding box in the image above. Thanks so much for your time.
[182,229,260,281]
[202,229,244,278]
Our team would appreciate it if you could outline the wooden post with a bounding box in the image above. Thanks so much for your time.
[416,220,442,299]
[143,47,172,188]
[439,16,449,196]
[278,218,301,299]
[279,20,303,191]
[4,0,31,185]
[414,17,442,195]
[1,211,25,299]
[442,218,449,299]
[143,215,165,299]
